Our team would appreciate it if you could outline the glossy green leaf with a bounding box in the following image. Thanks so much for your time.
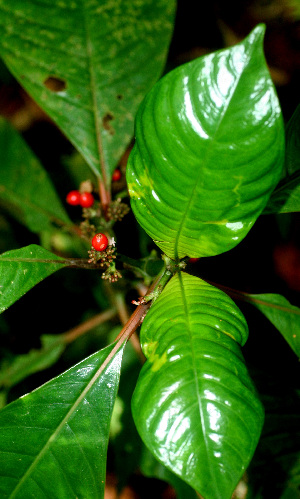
[0,244,67,313]
[0,119,71,233]
[132,272,264,499]
[0,335,65,390]
[127,25,284,259]
[0,341,125,498]
[246,293,300,358]
[0,0,175,184]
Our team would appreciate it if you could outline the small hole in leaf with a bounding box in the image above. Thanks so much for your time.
[117,94,123,100]
[43,76,67,92]
[102,112,115,135]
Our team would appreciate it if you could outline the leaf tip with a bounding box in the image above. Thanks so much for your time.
[246,23,266,47]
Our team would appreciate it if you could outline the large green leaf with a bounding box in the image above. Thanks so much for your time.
[132,272,264,499]
[0,244,67,313]
[0,0,176,184]
[127,25,284,259]
[0,341,125,498]
[0,119,71,233]
[246,293,300,358]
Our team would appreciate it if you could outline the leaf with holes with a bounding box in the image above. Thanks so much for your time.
[0,119,71,233]
[127,25,284,259]
[132,273,264,499]
[0,0,175,186]
[0,341,125,498]
[0,244,68,313]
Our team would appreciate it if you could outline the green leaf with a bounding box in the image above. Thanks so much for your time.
[245,293,300,358]
[0,341,125,498]
[0,0,176,183]
[132,272,264,499]
[127,24,284,259]
[0,244,68,313]
[263,171,300,214]
[0,118,71,233]
[0,335,65,390]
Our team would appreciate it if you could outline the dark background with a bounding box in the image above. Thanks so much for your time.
[0,1,299,498]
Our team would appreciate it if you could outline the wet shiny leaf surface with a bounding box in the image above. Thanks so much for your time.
[132,273,264,499]
[127,25,284,259]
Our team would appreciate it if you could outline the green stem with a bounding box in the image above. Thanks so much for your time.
[133,264,172,305]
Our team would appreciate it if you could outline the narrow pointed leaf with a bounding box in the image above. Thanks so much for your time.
[246,293,300,358]
[0,0,175,182]
[127,25,284,259]
[0,119,71,233]
[132,272,264,499]
[0,245,68,313]
[0,342,125,498]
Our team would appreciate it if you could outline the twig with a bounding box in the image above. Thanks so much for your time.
[63,308,117,343]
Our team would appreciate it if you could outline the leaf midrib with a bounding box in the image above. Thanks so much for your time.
[178,272,214,485]
[81,1,107,183]
[9,342,124,498]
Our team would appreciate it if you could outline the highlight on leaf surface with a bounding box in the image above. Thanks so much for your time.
[132,272,264,499]
[127,24,285,259]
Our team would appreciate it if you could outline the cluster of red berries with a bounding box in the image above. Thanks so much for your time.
[66,190,94,208]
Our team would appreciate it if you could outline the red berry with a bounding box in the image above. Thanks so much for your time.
[66,190,81,206]
[91,233,108,252]
[80,192,94,208]
[112,169,121,182]
[189,258,199,263]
